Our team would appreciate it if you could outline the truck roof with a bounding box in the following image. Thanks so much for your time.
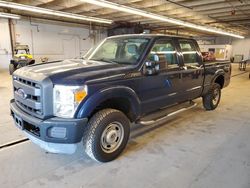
[107,33,193,40]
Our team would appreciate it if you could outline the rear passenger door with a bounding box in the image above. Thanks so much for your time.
[178,39,204,100]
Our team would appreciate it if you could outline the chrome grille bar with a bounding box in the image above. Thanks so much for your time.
[13,76,43,117]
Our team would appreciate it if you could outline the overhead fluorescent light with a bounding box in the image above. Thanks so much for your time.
[0,12,20,19]
[81,0,244,39]
[0,0,112,24]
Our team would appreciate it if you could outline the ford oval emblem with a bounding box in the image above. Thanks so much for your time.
[17,88,27,99]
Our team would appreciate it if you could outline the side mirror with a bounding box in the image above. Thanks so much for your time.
[144,54,160,75]
[144,60,160,75]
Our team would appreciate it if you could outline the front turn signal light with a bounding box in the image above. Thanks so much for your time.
[74,90,87,103]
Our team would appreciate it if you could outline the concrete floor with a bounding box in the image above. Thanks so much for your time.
[0,64,249,188]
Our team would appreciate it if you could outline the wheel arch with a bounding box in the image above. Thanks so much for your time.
[212,70,225,89]
[76,86,141,122]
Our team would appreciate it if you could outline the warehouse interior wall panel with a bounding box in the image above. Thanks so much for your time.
[0,19,107,70]
[0,19,12,70]
[232,38,250,60]
[197,35,250,61]
[199,44,232,60]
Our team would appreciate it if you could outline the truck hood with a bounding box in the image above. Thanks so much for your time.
[14,59,132,85]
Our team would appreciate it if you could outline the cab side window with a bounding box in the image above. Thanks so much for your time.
[148,39,178,70]
[179,40,199,65]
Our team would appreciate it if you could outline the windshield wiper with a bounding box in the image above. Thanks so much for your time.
[91,58,118,64]
[114,61,131,65]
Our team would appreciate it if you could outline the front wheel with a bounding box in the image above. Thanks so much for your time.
[83,109,130,162]
[202,83,221,110]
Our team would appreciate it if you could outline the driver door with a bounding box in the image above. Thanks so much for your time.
[138,38,183,114]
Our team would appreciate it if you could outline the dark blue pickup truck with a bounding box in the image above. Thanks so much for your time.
[10,34,231,162]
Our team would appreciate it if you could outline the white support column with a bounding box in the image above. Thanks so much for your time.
[0,18,12,70]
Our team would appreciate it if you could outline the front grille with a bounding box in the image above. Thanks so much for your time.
[16,101,42,115]
[13,76,43,117]
[17,77,38,88]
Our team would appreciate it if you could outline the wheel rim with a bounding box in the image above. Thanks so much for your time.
[101,121,124,153]
[212,88,220,106]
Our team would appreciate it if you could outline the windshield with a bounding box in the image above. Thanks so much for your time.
[87,37,150,65]
[16,49,29,54]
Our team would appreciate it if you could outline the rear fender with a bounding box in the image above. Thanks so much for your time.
[211,69,225,87]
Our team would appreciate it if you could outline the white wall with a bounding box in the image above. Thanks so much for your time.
[0,19,107,70]
[232,38,250,60]
[0,19,12,69]
[199,44,232,60]
[197,36,250,60]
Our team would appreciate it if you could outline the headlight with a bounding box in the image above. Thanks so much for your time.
[53,85,87,118]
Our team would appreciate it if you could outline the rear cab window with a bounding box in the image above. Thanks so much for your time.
[179,40,200,66]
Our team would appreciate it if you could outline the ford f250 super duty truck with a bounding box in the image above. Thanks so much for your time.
[10,34,231,162]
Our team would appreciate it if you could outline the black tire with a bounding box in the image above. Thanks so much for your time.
[83,109,130,162]
[29,60,35,65]
[9,64,15,75]
[202,83,221,110]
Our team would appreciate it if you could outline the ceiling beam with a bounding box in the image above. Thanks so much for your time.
[193,0,248,11]
[208,18,250,24]
[13,0,55,6]
[177,0,226,7]
[210,14,250,20]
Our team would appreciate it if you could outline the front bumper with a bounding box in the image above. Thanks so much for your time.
[10,99,88,152]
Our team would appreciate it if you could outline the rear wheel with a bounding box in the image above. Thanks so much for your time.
[202,83,221,110]
[83,109,130,162]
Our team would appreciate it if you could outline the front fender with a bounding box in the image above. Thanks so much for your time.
[76,86,141,119]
